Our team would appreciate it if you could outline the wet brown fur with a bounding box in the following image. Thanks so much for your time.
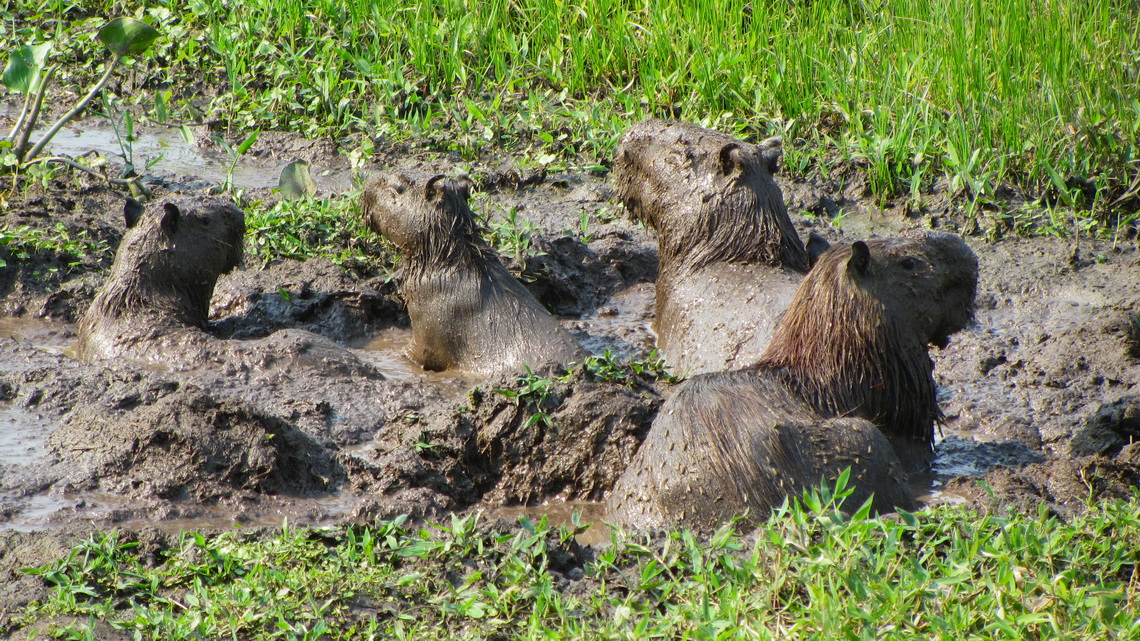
[608,231,978,531]
[362,171,585,376]
[613,119,811,374]
[79,197,375,376]
[78,197,245,363]
[759,232,978,447]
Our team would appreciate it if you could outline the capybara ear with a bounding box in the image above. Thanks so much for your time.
[718,143,742,176]
[160,203,181,236]
[758,136,783,174]
[387,174,407,195]
[847,241,870,276]
[424,174,448,203]
[454,174,473,202]
[806,231,831,268]
[124,198,144,229]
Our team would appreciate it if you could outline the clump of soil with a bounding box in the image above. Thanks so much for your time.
[50,385,342,502]
[211,257,407,343]
[945,455,1140,519]
[462,368,663,504]
[346,367,665,508]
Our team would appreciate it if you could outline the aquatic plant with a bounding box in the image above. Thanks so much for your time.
[3,17,159,175]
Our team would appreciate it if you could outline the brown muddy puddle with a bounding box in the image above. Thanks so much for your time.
[0,308,1035,535]
[348,327,481,398]
[0,317,77,355]
[485,500,612,546]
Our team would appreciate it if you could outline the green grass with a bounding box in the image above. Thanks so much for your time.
[3,0,1138,234]
[14,485,1140,639]
[490,352,679,429]
[243,194,396,277]
[0,220,110,270]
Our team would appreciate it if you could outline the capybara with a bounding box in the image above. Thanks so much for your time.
[78,197,375,375]
[608,231,978,531]
[361,171,586,376]
[79,197,244,363]
[613,118,814,375]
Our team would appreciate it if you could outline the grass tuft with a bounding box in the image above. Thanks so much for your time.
[243,194,396,277]
[14,488,1140,639]
[4,0,1138,234]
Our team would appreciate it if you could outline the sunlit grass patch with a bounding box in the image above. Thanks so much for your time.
[243,194,396,276]
[4,0,1137,235]
[15,484,1140,640]
[0,221,110,271]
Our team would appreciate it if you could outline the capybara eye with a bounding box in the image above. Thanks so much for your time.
[899,257,918,271]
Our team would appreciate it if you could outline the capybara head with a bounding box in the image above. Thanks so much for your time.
[613,118,808,272]
[89,197,244,327]
[760,231,978,445]
[362,171,481,263]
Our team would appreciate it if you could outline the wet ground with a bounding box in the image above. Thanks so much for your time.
[1,121,1139,625]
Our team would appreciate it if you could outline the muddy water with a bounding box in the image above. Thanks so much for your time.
[486,500,612,546]
[0,317,76,355]
[0,403,68,532]
[31,120,354,193]
[567,283,658,361]
[349,327,481,398]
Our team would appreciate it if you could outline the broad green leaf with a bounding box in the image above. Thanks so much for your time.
[2,43,52,94]
[98,18,160,58]
[236,130,259,155]
[153,91,170,123]
[278,160,318,200]
[211,135,236,157]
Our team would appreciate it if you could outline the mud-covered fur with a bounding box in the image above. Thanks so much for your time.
[78,197,375,376]
[613,119,812,374]
[608,231,978,531]
[760,232,979,450]
[79,197,244,362]
[362,171,585,376]
[608,372,914,531]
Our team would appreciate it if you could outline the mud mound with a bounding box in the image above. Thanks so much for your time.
[524,233,658,317]
[347,368,663,508]
[0,180,123,321]
[1067,395,1140,458]
[211,257,406,342]
[946,454,1140,519]
[50,386,341,502]
[459,369,662,505]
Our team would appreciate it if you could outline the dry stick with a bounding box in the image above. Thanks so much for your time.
[12,66,55,159]
[24,54,123,163]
